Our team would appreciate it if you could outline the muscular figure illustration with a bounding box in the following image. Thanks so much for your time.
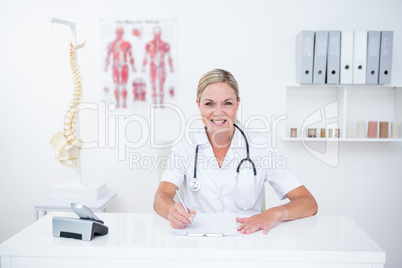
[142,26,174,105]
[104,27,136,108]
[133,78,146,101]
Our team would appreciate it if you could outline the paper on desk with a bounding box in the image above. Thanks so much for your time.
[171,213,238,236]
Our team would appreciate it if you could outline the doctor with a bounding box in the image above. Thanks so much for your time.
[154,69,318,234]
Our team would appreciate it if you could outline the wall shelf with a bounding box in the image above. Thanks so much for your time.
[283,85,402,142]
[282,137,402,142]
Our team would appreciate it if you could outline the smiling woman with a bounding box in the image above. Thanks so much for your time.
[153,69,318,234]
[196,81,239,149]
[195,69,240,153]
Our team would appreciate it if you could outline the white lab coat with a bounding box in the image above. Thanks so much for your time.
[161,125,302,216]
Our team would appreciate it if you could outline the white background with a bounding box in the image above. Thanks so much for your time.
[0,0,401,267]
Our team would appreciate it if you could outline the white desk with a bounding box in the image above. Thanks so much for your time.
[0,213,385,268]
[33,192,116,220]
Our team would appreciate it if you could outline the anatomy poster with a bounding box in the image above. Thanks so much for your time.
[100,19,177,112]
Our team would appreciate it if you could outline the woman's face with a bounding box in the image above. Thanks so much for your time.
[197,82,240,133]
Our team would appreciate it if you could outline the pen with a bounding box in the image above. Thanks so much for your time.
[175,190,194,225]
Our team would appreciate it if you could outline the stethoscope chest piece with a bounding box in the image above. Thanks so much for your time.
[190,144,201,192]
[189,179,201,191]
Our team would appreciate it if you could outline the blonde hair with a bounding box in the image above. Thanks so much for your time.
[197,69,239,102]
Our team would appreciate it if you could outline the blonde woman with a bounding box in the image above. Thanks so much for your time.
[154,69,317,234]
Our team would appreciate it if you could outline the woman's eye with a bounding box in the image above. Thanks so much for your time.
[225,102,232,105]
[205,102,213,106]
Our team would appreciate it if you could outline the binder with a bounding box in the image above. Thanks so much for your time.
[340,31,354,84]
[379,31,394,84]
[313,31,328,84]
[326,31,341,84]
[296,31,315,84]
[353,31,367,84]
[366,31,381,84]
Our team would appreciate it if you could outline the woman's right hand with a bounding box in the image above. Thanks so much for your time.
[167,203,196,229]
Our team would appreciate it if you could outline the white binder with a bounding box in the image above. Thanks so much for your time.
[313,31,328,84]
[340,31,354,84]
[296,31,315,84]
[353,31,367,84]
[327,31,341,84]
[379,31,394,84]
[366,31,381,84]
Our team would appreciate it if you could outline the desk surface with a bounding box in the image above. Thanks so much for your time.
[0,213,385,268]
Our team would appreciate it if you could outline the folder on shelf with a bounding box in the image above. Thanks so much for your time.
[326,31,341,84]
[296,31,315,84]
[313,31,328,84]
[340,31,354,84]
[366,31,381,84]
[379,31,394,84]
[353,30,367,84]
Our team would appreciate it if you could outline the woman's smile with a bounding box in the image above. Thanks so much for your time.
[211,118,226,125]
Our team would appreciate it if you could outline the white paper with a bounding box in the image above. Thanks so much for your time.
[171,213,238,236]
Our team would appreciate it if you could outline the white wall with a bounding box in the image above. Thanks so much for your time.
[0,0,401,267]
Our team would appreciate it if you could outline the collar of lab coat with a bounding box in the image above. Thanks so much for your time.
[192,124,247,167]
[193,124,246,149]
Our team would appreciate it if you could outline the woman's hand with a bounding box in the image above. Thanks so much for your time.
[154,182,197,228]
[168,203,197,229]
[236,209,280,235]
[237,186,318,235]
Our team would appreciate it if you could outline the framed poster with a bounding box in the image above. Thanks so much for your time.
[101,18,177,112]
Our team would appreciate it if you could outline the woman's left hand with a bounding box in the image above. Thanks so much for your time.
[236,209,279,235]
[237,186,318,235]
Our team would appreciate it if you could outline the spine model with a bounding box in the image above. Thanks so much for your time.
[49,41,85,168]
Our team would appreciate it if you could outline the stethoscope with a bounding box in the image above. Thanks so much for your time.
[189,123,258,211]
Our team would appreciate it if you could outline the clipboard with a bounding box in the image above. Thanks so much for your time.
[171,213,238,237]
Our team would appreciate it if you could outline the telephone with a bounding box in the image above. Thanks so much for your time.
[52,203,108,241]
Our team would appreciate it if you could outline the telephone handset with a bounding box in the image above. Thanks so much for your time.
[71,203,104,224]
